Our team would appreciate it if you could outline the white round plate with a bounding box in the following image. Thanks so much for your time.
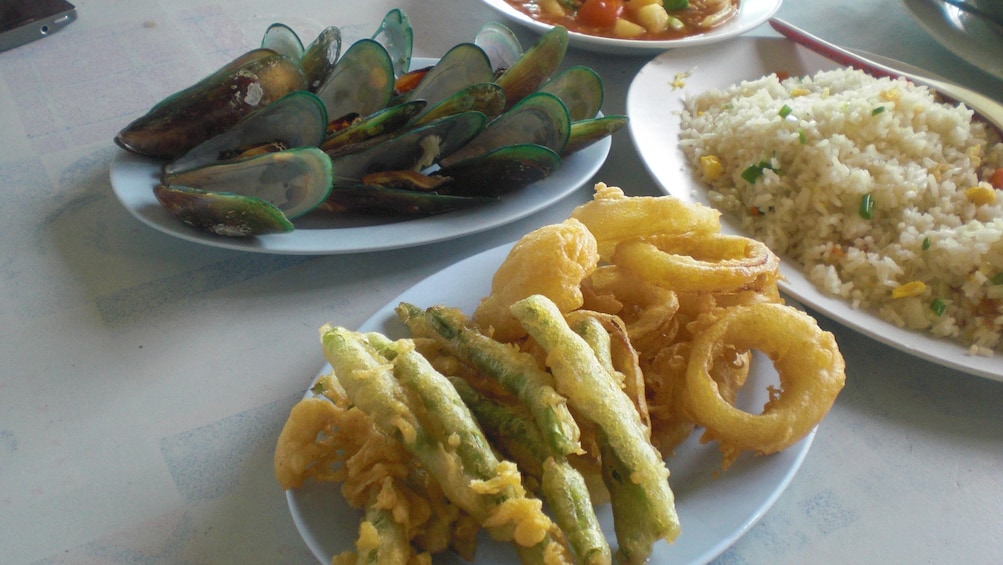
[902,0,1003,81]
[108,59,611,255]
[626,36,1003,381]
[477,0,783,55]
[286,242,815,564]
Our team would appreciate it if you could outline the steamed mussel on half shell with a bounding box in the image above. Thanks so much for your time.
[301,26,343,92]
[114,48,307,160]
[412,82,506,126]
[494,26,569,110]
[321,111,489,215]
[324,92,571,213]
[398,43,495,114]
[320,100,427,153]
[160,147,334,233]
[261,23,305,61]
[539,65,603,122]
[327,111,487,179]
[536,63,628,156]
[438,91,571,168]
[314,38,396,125]
[371,8,413,79]
[435,144,562,197]
[565,115,629,155]
[113,13,625,235]
[324,184,495,217]
[154,185,295,236]
[166,90,329,175]
[474,21,524,74]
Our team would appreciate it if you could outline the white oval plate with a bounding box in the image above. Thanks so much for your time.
[477,0,783,55]
[108,59,611,255]
[286,242,815,564]
[626,36,1003,381]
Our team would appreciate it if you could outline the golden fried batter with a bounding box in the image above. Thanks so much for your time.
[472,218,599,342]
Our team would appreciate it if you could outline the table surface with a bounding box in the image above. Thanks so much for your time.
[3,1,1001,564]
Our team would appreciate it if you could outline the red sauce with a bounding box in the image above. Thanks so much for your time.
[504,0,740,41]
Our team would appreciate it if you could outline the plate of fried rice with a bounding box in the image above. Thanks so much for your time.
[627,36,1003,381]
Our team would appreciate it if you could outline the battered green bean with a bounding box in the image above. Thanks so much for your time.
[451,377,611,565]
[568,312,615,373]
[354,502,413,565]
[396,302,582,457]
[320,324,565,563]
[367,331,500,485]
[509,295,680,565]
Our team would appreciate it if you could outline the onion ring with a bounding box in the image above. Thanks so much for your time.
[612,232,780,294]
[683,303,845,469]
[570,183,720,260]
[582,265,681,355]
[472,218,598,342]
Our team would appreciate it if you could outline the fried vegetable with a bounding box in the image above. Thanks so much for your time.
[277,181,848,563]
[273,395,342,490]
[510,294,680,565]
[450,377,611,565]
[569,182,720,261]
[612,232,781,294]
[683,303,846,469]
[320,325,566,561]
[472,218,599,342]
[397,302,582,457]
[566,311,650,434]
[352,500,415,565]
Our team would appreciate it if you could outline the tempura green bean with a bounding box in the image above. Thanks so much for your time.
[354,502,413,565]
[451,377,611,565]
[509,295,680,564]
[320,324,565,563]
[396,302,582,457]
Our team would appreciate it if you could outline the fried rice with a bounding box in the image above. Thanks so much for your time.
[678,68,1003,354]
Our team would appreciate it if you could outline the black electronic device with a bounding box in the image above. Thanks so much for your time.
[0,0,77,53]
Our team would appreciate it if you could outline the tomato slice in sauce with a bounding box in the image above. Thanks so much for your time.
[577,0,624,29]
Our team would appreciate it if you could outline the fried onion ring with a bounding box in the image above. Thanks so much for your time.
[570,183,720,261]
[582,265,681,356]
[684,302,845,469]
[612,232,780,294]
[472,218,598,342]
[274,396,341,490]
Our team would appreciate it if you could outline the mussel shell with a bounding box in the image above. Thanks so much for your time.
[115,49,307,159]
[315,38,395,122]
[474,21,523,74]
[261,23,305,61]
[401,43,495,112]
[321,100,427,152]
[494,26,569,111]
[163,147,334,219]
[166,90,329,174]
[438,91,570,168]
[372,8,413,79]
[564,115,629,156]
[329,111,487,181]
[539,65,604,122]
[414,82,506,125]
[154,184,295,236]
[301,26,342,91]
[323,184,495,216]
[434,143,561,197]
